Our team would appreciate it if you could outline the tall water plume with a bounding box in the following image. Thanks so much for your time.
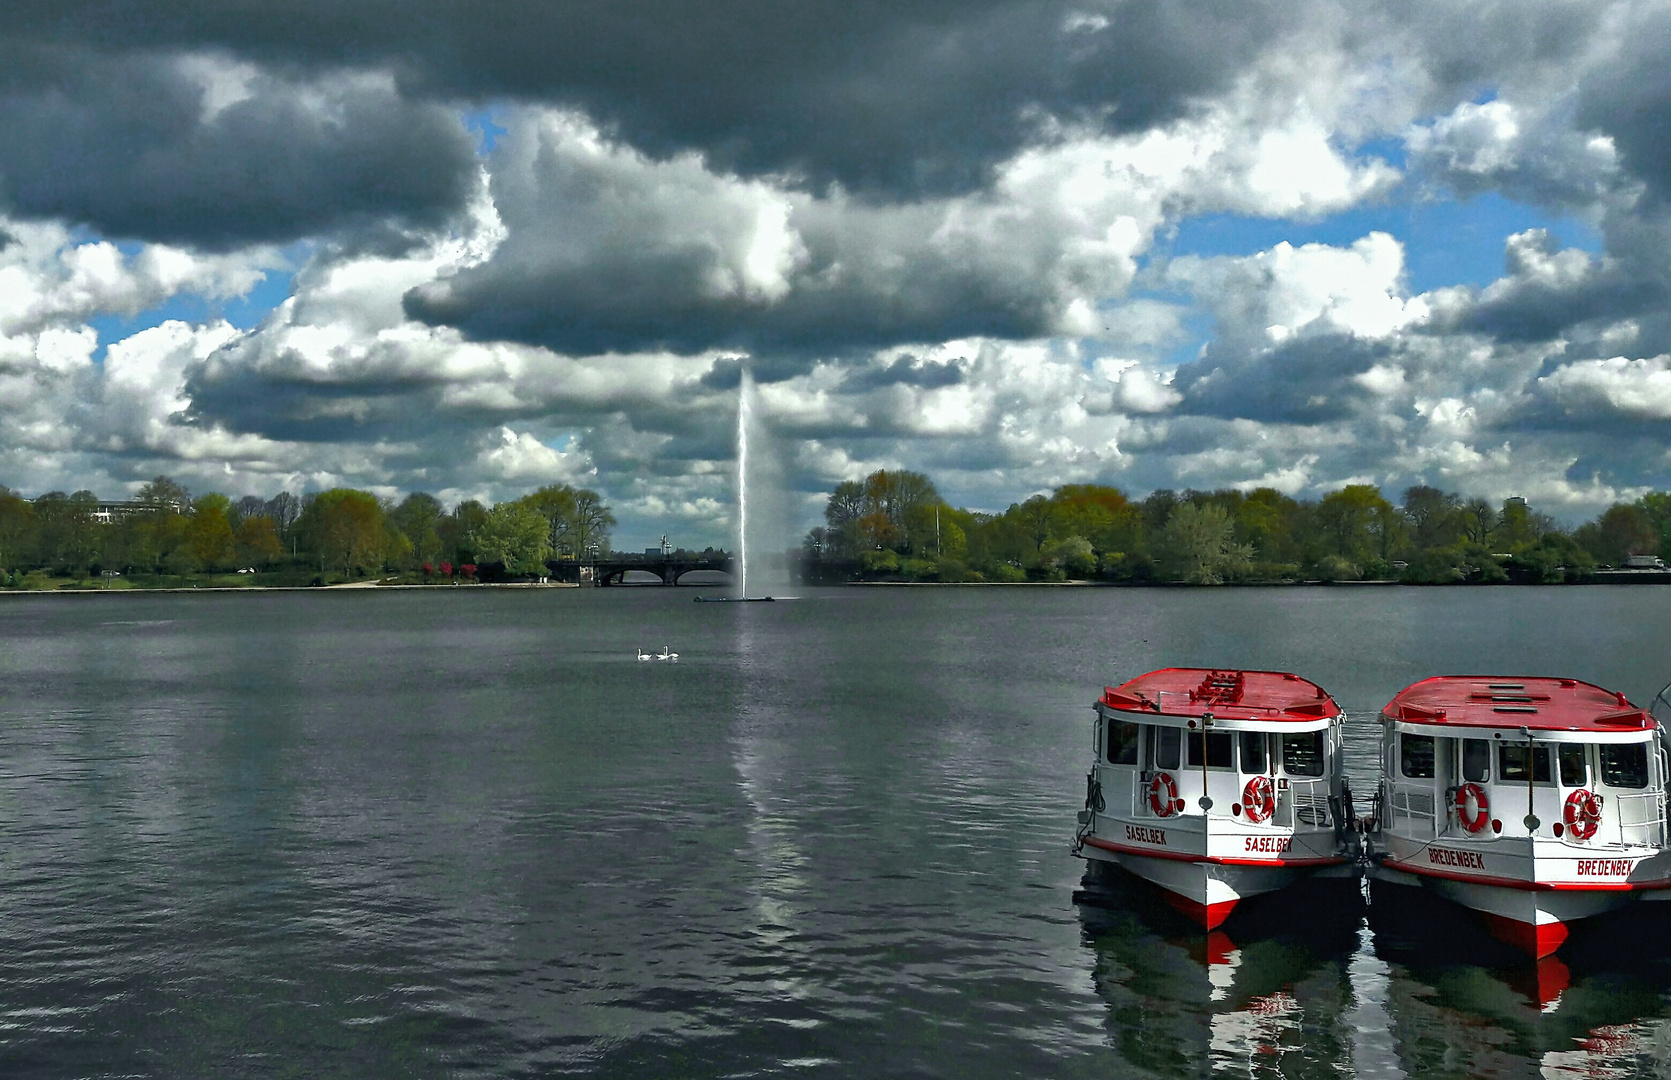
[735,366,789,598]
[738,367,752,598]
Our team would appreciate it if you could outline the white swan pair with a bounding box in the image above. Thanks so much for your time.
[636,647,679,662]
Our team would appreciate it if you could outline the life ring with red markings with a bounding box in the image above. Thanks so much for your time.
[1564,789,1603,841]
[1455,782,1490,833]
[1148,771,1181,818]
[1242,775,1275,823]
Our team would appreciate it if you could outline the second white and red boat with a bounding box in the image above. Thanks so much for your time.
[1369,675,1671,957]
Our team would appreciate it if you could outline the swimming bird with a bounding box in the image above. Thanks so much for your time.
[637,648,652,661]
[657,646,679,662]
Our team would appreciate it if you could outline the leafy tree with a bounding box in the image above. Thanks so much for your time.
[1635,492,1671,558]
[1576,504,1659,566]
[298,489,387,575]
[187,493,236,570]
[1402,486,1461,550]
[1314,485,1396,567]
[1491,498,1542,551]
[1459,497,1497,544]
[0,486,37,572]
[468,503,552,575]
[234,515,283,567]
[440,499,490,563]
[137,475,191,513]
[389,492,444,566]
[570,489,616,556]
[1159,503,1252,584]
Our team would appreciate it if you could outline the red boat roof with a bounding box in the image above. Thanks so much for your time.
[1382,676,1651,732]
[1100,668,1339,722]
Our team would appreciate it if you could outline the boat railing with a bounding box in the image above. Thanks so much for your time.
[1387,782,1438,837]
[1281,777,1333,829]
[1612,788,1667,848]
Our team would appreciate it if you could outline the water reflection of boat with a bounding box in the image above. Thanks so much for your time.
[1073,668,1356,928]
[1369,676,1671,957]
[1076,872,1363,1075]
[1369,882,1671,1074]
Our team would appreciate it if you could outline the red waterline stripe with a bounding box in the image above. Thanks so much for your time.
[1082,835,1347,867]
[1380,857,1671,892]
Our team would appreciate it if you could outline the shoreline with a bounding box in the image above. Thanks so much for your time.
[3,576,1668,596]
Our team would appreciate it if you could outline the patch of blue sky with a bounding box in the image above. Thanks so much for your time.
[86,242,307,361]
[464,107,508,155]
[1157,190,1601,296]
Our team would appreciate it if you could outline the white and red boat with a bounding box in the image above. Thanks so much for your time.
[1074,668,1354,929]
[1369,676,1671,957]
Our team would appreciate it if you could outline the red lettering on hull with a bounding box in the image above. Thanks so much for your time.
[1243,835,1293,854]
[1428,847,1486,870]
[1125,824,1167,846]
[1576,859,1633,877]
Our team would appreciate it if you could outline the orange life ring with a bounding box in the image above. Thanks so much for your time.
[1149,772,1181,818]
[1455,782,1490,833]
[1242,775,1275,823]
[1564,789,1603,841]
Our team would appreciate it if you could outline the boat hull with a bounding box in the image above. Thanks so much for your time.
[1080,834,1345,929]
[1371,834,1671,957]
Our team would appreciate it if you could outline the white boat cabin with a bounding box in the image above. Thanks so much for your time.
[1377,677,1668,849]
[1089,669,1349,838]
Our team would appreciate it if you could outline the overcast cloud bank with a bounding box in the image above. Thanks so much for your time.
[3,0,1671,547]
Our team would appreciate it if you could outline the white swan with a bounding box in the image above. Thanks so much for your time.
[657,646,679,662]
[637,648,652,661]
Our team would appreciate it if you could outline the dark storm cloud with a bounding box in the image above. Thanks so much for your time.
[1172,333,1393,423]
[1577,16,1671,206]
[0,43,478,249]
[8,1,1296,199]
[401,123,1077,356]
[1433,228,1671,347]
[840,356,966,393]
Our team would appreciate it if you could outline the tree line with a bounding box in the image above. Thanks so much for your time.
[803,472,1671,584]
[0,477,615,584]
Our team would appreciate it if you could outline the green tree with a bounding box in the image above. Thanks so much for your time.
[1576,504,1659,566]
[468,503,552,575]
[1635,492,1671,558]
[187,493,236,570]
[0,486,37,572]
[298,489,387,575]
[1401,485,1462,550]
[1158,503,1253,584]
[389,492,444,566]
[234,515,283,567]
[1314,485,1395,567]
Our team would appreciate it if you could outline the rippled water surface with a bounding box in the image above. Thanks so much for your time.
[3,585,1671,1077]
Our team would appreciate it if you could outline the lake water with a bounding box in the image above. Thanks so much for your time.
[2,585,1671,1078]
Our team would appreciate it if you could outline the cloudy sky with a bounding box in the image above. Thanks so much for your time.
[4,1,1671,548]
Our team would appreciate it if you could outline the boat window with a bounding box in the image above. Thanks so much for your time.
[1600,743,1649,789]
[1186,731,1234,769]
[1282,732,1325,777]
[1498,744,1551,783]
[1240,732,1266,773]
[1462,739,1490,783]
[1106,720,1140,765]
[1400,734,1435,779]
[1152,726,1181,770]
[1558,744,1588,787]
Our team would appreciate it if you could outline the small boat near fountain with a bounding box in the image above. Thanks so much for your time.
[1368,676,1671,957]
[1074,668,1356,929]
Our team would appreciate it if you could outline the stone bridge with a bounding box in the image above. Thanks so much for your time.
[548,555,736,586]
